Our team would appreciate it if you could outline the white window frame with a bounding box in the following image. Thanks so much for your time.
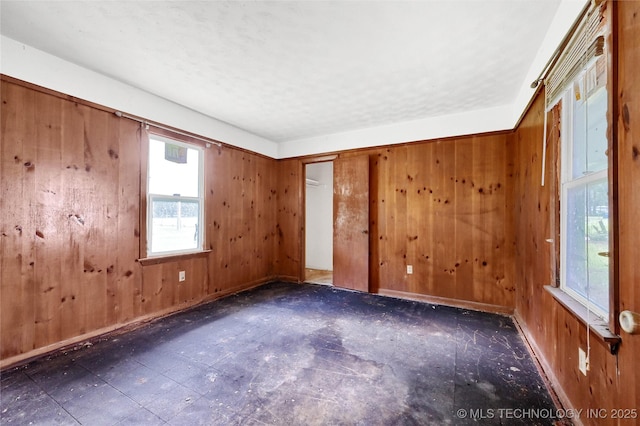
[558,60,609,320]
[147,134,204,257]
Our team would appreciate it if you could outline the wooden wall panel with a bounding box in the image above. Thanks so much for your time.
[614,0,640,415]
[513,94,552,335]
[115,121,142,322]
[1,81,36,357]
[0,84,136,359]
[60,99,88,339]
[206,148,278,293]
[386,146,408,293]
[361,134,514,309]
[368,153,380,293]
[1,78,281,366]
[255,155,279,281]
[207,144,231,292]
[453,140,473,302]
[33,92,63,349]
[373,148,398,292]
[436,140,456,301]
[513,2,640,422]
[275,159,302,281]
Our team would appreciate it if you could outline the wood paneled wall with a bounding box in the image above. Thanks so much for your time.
[0,78,281,366]
[1,81,142,361]
[206,147,279,292]
[277,134,516,311]
[274,158,303,282]
[616,0,640,414]
[365,136,515,309]
[513,2,640,422]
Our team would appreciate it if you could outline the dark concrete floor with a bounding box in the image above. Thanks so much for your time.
[1,282,559,425]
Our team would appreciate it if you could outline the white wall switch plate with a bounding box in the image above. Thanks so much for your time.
[179,271,186,282]
[407,265,413,274]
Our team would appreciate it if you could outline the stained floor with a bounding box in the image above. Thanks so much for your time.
[1,282,558,425]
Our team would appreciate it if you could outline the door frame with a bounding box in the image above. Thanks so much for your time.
[300,155,338,283]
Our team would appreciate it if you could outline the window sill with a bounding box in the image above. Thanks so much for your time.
[138,250,211,266]
[544,285,620,353]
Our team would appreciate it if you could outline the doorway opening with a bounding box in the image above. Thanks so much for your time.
[304,161,333,285]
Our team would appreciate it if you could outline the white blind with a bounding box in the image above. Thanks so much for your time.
[545,2,606,107]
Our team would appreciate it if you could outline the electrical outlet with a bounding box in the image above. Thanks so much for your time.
[179,271,186,282]
[407,265,413,274]
[578,348,589,375]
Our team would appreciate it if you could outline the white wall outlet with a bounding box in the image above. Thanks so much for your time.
[407,265,413,274]
[578,348,589,375]
[179,271,186,282]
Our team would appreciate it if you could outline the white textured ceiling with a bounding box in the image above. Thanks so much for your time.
[1,1,577,149]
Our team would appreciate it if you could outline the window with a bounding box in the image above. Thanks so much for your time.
[559,56,609,318]
[147,135,204,257]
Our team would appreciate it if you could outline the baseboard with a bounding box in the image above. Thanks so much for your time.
[0,276,278,371]
[275,275,301,283]
[205,276,277,301]
[377,288,514,316]
[512,312,582,426]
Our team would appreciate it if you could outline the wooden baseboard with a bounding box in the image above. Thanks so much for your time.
[204,276,276,301]
[377,288,514,316]
[275,275,301,283]
[0,276,277,371]
[512,312,582,426]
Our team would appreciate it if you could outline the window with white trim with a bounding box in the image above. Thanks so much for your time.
[559,55,609,318]
[147,135,204,256]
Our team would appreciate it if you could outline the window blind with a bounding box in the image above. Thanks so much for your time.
[545,2,606,108]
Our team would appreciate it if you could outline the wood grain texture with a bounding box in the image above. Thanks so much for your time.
[275,158,302,281]
[1,80,36,357]
[614,0,640,415]
[1,78,280,365]
[0,84,139,360]
[361,134,514,308]
[513,2,639,421]
[333,155,369,292]
[206,147,278,293]
[275,134,515,307]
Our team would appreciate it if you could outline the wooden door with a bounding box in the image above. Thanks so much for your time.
[333,155,369,291]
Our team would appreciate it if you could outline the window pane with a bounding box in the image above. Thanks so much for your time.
[148,138,200,197]
[571,79,587,179]
[565,179,609,314]
[571,80,608,179]
[586,87,608,174]
[150,199,200,254]
[585,179,609,313]
[566,184,588,293]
